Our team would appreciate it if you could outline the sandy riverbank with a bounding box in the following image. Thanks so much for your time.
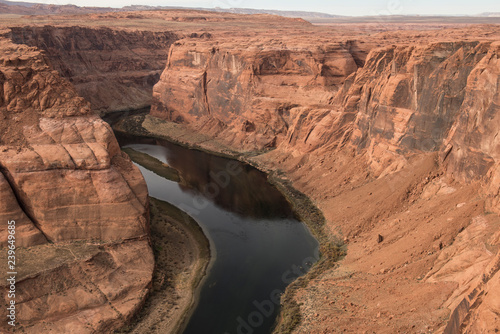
[113,113,342,333]
[116,196,210,333]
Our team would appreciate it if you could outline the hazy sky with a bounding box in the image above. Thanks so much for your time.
[16,0,500,16]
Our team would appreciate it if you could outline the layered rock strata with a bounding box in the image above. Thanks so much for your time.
[0,38,153,333]
[151,38,363,150]
[7,26,178,114]
[149,30,500,332]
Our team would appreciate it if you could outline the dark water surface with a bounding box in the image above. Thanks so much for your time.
[116,135,319,334]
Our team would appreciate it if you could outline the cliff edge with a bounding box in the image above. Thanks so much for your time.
[150,26,500,333]
[0,37,153,333]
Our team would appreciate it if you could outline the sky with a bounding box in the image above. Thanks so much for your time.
[13,0,500,16]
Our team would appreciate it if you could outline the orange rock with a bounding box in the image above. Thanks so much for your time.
[0,38,153,333]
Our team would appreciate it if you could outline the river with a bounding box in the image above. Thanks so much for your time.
[116,134,319,334]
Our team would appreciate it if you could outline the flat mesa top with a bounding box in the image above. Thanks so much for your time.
[0,9,499,47]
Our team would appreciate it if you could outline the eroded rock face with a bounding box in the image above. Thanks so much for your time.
[151,38,361,150]
[330,41,495,179]
[0,38,153,333]
[7,26,179,114]
[0,173,46,248]
[332,40,500,209]
[286,40,500,333]
[150,28,500,333]
[443,42,500,205]
[283,39,500,333]
[150,34,500,184]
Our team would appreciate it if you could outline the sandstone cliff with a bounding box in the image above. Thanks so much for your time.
[6,26,178,114]
[3,10,315,116]
[0,38,153,333]
[151,37,365,150]
[149,28,500,333]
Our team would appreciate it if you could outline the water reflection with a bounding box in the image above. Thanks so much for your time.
[117,135,293,219]
[115,133,319,334]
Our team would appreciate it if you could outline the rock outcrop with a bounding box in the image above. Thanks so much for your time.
[0,38,153,333]
[4,10,315,116]
[149,26,500,332]
[7,26,178,114]
[151,37,363,150]
[286,39,500,333]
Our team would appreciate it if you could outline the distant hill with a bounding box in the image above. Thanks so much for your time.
[0,0,119,14]
[0,0,34,6]
[122,5,343,19]
[0,0,341,20]
[195,7,342,19]
[478,12,500,17]
[309,14,500,25]
[1,0,498,23]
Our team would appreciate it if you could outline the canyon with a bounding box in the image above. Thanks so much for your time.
[146,21,500,333]
[1,7,500,333]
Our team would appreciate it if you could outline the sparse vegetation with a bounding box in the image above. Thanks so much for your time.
[115,197,210,333]
[268,173,345,333]
[122,147,181,183]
